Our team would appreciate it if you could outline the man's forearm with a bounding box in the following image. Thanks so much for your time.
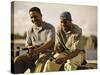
[34,40,53,53]
[64,49,81,60]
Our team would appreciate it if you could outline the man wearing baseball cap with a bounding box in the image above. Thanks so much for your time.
[43,11,86,71]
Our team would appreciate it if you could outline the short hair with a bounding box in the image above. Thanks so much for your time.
[29,7,42,15]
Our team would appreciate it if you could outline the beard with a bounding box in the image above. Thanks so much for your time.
[61,23,71,32]
[63,26,71,32]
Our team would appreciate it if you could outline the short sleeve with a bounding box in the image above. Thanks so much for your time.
[46,27,55,42]
[25,30,32,47]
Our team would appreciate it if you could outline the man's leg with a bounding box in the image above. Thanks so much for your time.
[14,54,36,73]
[35,53,52,72]
[43,58,62,72]
[14,55,29,73]
[64,52,85,70]
[43,52,67,72]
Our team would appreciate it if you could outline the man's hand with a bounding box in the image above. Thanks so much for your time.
[33,47,40,54]
[28,47,35,57]
[27,45,39,57]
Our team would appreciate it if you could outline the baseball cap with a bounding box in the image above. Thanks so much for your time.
[60,11,72,21]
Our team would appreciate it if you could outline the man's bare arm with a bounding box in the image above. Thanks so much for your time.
[34,40,53,53]
[56,49,85,64]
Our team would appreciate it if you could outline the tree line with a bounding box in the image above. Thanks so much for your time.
[11,32,97,49]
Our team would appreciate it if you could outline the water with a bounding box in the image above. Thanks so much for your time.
[13,40,27,58]
[85,49,97,60]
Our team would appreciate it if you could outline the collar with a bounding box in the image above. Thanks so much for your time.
[32,21,45,32]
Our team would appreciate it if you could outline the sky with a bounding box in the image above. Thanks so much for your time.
[12,1,97,36]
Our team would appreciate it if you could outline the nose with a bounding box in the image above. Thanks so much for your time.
[31,17,38,22]
[61,23,66,27]
[31,15,37,20]
[31,17,35,21]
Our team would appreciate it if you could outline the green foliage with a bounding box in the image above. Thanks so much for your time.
[80,35,97,49]
[85,35,97,49]
[11,32,27,40]
[12,32,97,49]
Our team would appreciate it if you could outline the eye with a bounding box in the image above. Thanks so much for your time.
[61,21,67,24]
[30,16,37,19]
[30,16,33,18]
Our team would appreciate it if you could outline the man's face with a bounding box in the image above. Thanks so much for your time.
[60,17,72,32]
[29,11,42,26]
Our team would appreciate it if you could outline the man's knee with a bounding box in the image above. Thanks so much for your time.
[14,55,29,73]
